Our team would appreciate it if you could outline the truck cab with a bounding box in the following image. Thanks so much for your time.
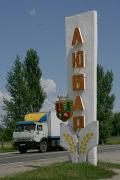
[13,121,48,153]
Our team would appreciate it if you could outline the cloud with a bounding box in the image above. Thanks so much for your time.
[41,78,56,94]
[40,98,55,112]
[29,8,37,16]
[41,78,57,112]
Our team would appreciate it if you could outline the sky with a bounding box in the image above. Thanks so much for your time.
[0,0,120,112]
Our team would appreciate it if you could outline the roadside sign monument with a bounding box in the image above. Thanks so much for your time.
[55,10,99,165]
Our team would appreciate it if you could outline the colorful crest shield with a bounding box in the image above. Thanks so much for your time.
[55,100,73,122]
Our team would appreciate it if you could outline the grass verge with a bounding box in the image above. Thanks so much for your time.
[0,147,16,153]
[98,161,120,169]
[0,162,116,180]
[106,136,120,145]
[0,142,16,153]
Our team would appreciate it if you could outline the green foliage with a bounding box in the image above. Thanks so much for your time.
[4,56,28,125]
[97,64,115,143]
[2,128,13,141]
[0,125,13,147]
[24,49,46,112]
[0,126,3,147]
[3,49,46,138]
[112,112,120,136]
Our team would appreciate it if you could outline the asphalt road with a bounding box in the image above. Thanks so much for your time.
[98,144,120,153]
[0,151,69,177]
[0,144,120,165]
[0,145,120,177]
[0,150,69,165]
[98,144,120,164]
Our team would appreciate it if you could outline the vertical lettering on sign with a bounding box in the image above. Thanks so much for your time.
[73,116,85,130]
[74,96,84,111]
[72,74,85,91]
[72,27,84,46]
[72,51,85,68]
[72,26,85,131]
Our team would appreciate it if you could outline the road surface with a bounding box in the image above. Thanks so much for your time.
[98,144,120,164]
[0,145,119,177]
[0,150,69,165]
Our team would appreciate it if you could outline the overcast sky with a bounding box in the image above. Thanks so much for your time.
[0,0,120,112]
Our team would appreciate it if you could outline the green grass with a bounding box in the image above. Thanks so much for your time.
[0,142,16,153]
[0,162,116,180]
[98,161,120,169]
[106,136,120,145]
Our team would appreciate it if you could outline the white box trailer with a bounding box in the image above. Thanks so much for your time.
[13,111,66,153]
[47,111,62,137]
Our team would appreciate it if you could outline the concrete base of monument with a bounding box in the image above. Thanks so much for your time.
[87,147,97,165]
[60,121,99,165]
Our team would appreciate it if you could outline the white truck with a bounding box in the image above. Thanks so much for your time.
[13,111,64,153]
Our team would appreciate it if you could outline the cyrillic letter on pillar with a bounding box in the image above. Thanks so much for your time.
[72,51,85,68]
[73,116,85,130]
[72,74,85,91]
[74,96,84,111]
[72,27,84,46]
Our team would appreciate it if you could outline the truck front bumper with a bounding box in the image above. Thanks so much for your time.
[13,141,40,149]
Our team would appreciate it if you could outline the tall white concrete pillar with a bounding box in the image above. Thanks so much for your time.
[65,11,97,165]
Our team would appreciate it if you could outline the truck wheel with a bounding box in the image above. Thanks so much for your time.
[39,140,48,153]
[18,146,27,153]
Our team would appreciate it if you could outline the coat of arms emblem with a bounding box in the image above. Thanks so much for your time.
[55,95,73,122]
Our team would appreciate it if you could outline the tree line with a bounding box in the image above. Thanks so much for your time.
[1,49,46,140]
[0,49,120,143]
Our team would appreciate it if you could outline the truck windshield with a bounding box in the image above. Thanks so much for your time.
[15,124,36,132]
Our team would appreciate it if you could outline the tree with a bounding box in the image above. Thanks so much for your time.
[112,112,120,136]
[24,49,46,112]
[3,49,46,137]
[97,64,115,143]
[4,56,28,128]
[0,125,4,149]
